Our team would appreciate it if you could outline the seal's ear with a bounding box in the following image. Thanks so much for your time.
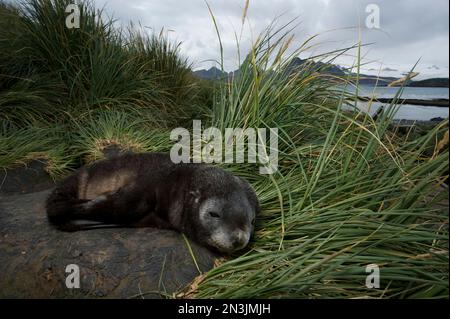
[247,187,261,215]
[189,189,201,203]
[234,176,261,214]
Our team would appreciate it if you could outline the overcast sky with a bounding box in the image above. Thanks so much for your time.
[90,0,448,79]
[13,0,448,79]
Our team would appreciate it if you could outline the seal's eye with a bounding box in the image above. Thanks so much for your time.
[208,211,221,218]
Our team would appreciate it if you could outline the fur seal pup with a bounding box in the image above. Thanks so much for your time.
[46,153,260,253]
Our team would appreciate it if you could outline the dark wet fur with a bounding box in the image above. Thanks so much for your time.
[46,153,260,250]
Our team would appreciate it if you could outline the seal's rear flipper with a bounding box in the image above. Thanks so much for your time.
[50,183,150,228]
[53,220,123,232]
[46,194,90,226]
[46,173,84,226]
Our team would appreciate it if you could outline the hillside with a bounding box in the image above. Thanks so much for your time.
[408,78,449,88]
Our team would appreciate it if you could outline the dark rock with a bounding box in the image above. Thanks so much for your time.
[0,160,55,195]
[0,190,217,298]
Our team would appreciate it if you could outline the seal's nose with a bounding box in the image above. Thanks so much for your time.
[231,232,246,249]
[231,238,241,249]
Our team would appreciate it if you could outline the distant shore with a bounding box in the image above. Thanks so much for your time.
[357,96,449,107]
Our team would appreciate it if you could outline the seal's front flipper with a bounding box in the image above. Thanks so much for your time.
[69,186,149,225]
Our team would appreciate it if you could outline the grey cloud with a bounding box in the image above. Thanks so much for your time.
[9,0,449,77]
[382,67,398,72]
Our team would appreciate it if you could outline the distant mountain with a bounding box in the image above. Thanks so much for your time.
[285,57,346,76]
[407,78,449,88]
[192,57,347,81]
[193,67,228,80]
[354,74,398,86]
[192,60,449,88]
[284,58,402,86]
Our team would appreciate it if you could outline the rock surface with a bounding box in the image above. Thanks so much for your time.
[0,189,217,298]
[0,160,56,195]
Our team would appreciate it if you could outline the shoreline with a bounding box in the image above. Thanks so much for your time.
[391,119,448,126]
[357,97,449,107]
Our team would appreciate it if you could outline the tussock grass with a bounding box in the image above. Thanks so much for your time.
[188,14,449,299]
[0,0,200,125]
[73,109,171,163]
[0,0,205,171]
[0,120,73,177]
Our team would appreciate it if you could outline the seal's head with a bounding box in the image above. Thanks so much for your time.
[186,166,260,254]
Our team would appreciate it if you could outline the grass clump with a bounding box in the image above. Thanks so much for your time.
[0,0,206,171]
[188,19,448,299]
[0,120,74,177]
[0,0,200,126]
[73,109,171,164]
